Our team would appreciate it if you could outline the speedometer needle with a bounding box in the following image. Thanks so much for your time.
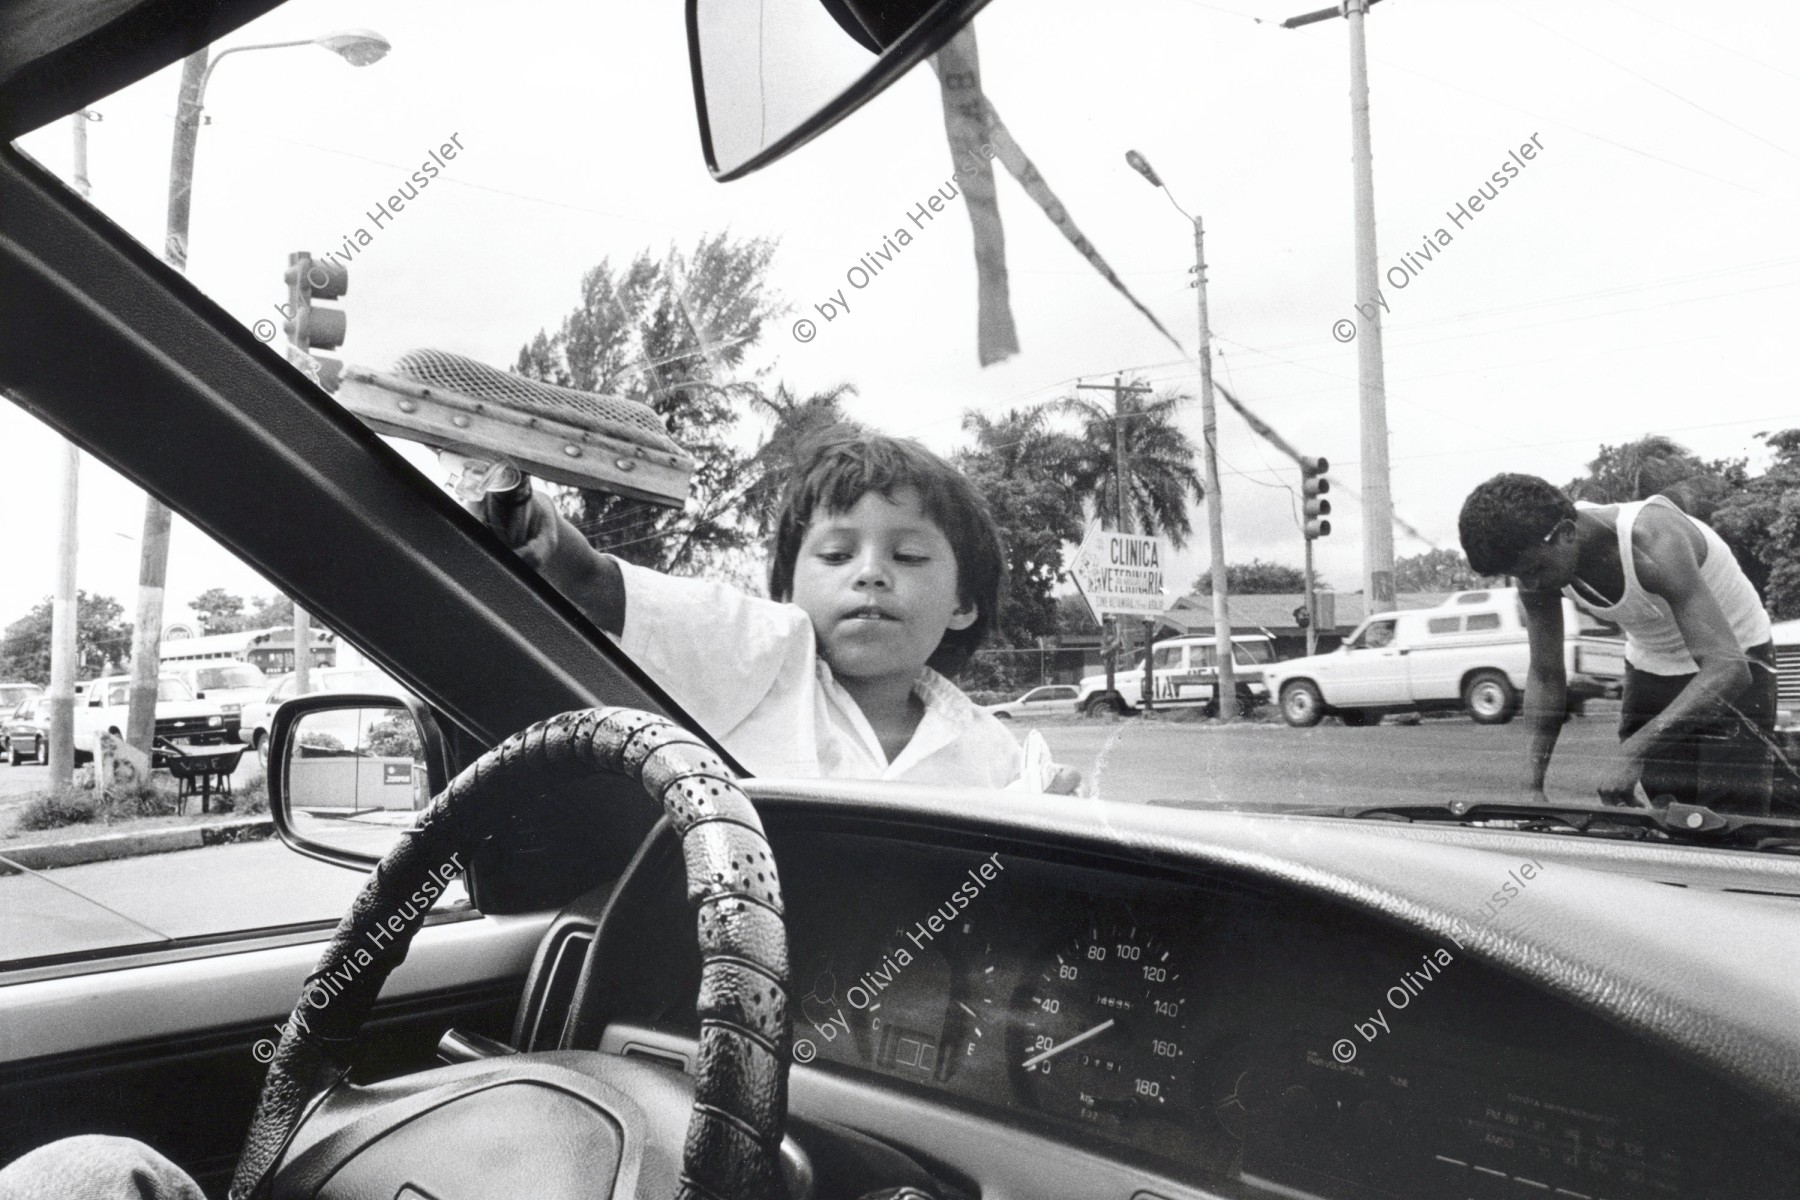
[1020,1018,1115,1069]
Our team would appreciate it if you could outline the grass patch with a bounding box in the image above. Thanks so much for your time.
[14,789,101,832]
[12,773,193,832]
[214,769,269,815]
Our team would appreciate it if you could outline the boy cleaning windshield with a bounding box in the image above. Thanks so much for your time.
[469,429,1073,791]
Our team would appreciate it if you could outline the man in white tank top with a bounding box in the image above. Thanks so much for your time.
[1459,474,1778,815]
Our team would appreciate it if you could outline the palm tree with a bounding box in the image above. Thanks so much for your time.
[1053,380,1206,547]
[740,382,861,537]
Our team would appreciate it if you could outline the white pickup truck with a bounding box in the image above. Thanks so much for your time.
[70,674,232,763]
[1263,589,1625,727]
[1074,633,1276,716]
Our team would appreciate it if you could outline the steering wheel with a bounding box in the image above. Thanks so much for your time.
[228,708,792,1200]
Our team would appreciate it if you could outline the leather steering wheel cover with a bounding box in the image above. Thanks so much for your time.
[228,707,791,1200]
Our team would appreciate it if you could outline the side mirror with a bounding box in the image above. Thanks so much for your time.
[689,0,995,179]
[268,693,449,871]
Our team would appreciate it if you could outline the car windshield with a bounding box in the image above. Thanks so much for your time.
[6,0,1797,843]
[155,679,196,703]
[195,665,264,691]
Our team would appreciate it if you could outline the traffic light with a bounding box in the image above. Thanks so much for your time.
[1301,456,1331,539]
[282,250,347,391]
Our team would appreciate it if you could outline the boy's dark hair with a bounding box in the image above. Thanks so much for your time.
[1458,473,1577,576]
[768,427,1003,675]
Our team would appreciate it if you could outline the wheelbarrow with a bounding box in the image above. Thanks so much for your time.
[155,738,247,814]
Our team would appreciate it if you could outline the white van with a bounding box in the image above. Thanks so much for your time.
[1073,634,1275,716]
[1262,588,1624,727]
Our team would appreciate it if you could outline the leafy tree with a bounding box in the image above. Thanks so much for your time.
[188,588,245,632]
[0,592,133,684]
[1055,591,1099,635]
[245,594,296,630]
[1565,435,1716,503]
[363,713,422,759]
[1564,434,1766,598]
[956,407,1085,647]
[182,590,293,634]
[1194,559,1314,594]
[1712,430,1800,619]
[1391,548,1502,593]
[1054,381,1206,547]
[514,232,782,576]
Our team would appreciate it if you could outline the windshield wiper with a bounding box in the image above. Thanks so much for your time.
[1337,798,1800,853]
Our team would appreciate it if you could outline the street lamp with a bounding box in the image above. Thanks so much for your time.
[122,29,391,755]
[1124,148,1237,721]
[199,29,392,101]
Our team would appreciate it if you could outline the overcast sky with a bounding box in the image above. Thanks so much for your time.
[6,0,1798,633]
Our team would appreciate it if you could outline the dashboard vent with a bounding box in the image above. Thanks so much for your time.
[519,928,592,1052]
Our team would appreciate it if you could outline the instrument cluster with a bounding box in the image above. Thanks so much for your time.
[781,836,1248,1167]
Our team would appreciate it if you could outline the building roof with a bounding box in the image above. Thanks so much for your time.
[1157,592,1457,636]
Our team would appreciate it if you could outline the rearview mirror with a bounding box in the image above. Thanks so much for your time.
[268,694,449,871]
[688,0,996,179]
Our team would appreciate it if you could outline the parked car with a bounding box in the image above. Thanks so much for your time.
[68,675,232,764]
[0,681,43,713]
[3,696,48,765]
[983,683,1081,719]
[241,666,411,764]
[1074,634,1275,716]
[162,661,269,740]
[1263,589,1625,727]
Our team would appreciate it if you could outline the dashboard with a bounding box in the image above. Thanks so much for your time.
[545,818,1800,1200]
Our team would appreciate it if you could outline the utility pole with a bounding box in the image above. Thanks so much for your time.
[1076,376,1158,711]
[1282,0,1394,610]
[125,49,207,757]
[50,112,96,781]
[1346,0,1394,610]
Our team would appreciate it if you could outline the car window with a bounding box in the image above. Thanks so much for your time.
[155,678,195,702]
[1233,642,1274,665]
[1353,621,1397,650]
[7,0,1795,842]
[196,664,264,691]
[1427,616,1462,635]
[1152,646,1184,671]
[1467,612,1502,632]
[0,408,465,969]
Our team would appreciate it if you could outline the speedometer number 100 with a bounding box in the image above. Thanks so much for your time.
[1013,917,1192,1129]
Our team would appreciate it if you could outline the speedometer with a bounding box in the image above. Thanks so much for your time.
[1009,904,1192,1131]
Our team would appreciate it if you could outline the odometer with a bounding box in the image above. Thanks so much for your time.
[1010,905,1192,1132]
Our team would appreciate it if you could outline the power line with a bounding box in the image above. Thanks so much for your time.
[1491,1,1800,166]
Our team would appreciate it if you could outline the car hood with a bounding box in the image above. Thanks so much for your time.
[150,700,224,719]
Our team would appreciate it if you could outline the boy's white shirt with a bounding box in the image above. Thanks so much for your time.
[612,560,1044,790]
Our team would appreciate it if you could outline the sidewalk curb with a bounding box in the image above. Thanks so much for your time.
[0,816,275,875]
